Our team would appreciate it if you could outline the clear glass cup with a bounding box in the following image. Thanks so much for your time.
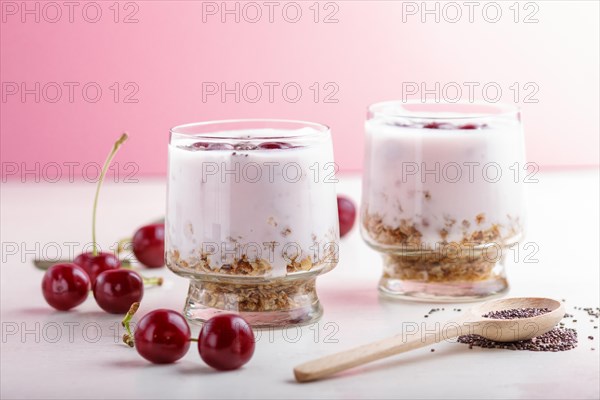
[166,119,339,327]
[361,101,526,301]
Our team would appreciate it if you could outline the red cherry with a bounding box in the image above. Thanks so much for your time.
[337,195,356,238]
[198,314,255,371]
[132,224,165,268]
[133,309,191,364]
[42,263,91,311]
[73,252,120,283]
[257,142,292,150]
[93,269,143,314]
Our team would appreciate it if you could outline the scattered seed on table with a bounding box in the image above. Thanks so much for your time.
[430,349,435,352]
[588,336,594,340]
[458,327,578,352]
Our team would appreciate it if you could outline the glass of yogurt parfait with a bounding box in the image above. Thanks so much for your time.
[167,119,339,327]
[361,101,526,301]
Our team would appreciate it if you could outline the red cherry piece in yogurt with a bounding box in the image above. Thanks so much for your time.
[423,122,441,129]
[208,143,234,150]
[258,142,292,150]
[191,142,234,150]
[423,122,456,129]
[459,124,478,130]
[235,142,258,151]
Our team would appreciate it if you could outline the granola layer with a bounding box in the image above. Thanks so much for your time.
[189,278,317,312]
[167,242,337,277]
[383,252,497,282]
[363,210,518,283]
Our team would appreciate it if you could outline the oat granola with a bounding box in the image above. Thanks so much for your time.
[363,209,518,283]
[167,242,337,277]
[189,278,317,312]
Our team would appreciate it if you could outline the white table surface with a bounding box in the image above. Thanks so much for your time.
[1,171,599,400]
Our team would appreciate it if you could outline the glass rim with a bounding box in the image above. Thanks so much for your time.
[368,100,520,120]
[170,118,330,140]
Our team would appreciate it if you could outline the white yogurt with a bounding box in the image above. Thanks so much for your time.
[167,128,339,277]
[362,116,526,245]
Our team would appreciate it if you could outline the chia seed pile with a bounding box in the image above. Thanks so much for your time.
[457,307,578,352]
[482,307,550,319]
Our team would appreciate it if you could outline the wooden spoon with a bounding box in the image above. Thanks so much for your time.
[294,297,564,383]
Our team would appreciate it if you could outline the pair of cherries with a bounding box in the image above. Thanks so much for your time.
[75,221,166,282]
[124,304,255,371]
[41,222,165,314]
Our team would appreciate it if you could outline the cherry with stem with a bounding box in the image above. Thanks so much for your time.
[74,134,128,282]
[121,304,255,370]
[121,302,191,364]
[92,133,128,256]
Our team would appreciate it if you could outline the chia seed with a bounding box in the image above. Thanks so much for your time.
[483,308,550,319]
[458,307,578,352]
[458,327,578,352]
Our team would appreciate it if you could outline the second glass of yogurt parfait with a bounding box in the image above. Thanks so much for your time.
[361,101,526,301]
[166,119,339,327]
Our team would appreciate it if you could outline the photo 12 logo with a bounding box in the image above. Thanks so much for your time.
[201,1,340,23]
[201,81,339,104]
[401,1,540,23]
[1,162,139,183]
[1,1,140,23]
[1,319,341,345]
[1,82,140,104]
[200,161,338,184]
[401,81,540,104]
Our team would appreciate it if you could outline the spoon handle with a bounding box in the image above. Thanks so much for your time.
[293,319,465,382]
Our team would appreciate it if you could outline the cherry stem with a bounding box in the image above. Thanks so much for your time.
[189,338,199,343]
[143,276,164,287]
[121,301,139,347]
[92,133,128,256]
[116,237,133,255]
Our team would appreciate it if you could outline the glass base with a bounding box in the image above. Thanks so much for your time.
[378,251,510,302]
[183,277,323,327]
[379,275,509,302]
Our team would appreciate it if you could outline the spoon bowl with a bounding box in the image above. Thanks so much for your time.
[467,297,565,342]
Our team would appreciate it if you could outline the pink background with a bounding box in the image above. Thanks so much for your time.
[1,1,598,179]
